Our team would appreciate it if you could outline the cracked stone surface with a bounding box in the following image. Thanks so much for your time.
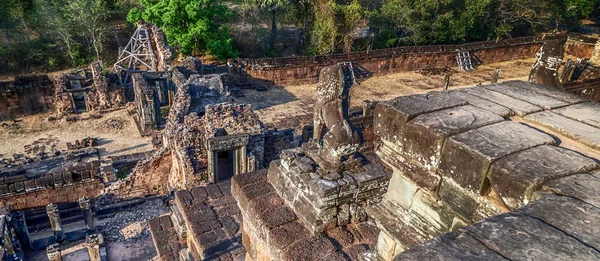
[488,145,599,209]
[524,111,600,150]
[483,83,569,110]
[439,121,556,193]
[464,87,543,117]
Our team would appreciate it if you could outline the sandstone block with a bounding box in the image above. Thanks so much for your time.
[484,83,569,109]
[451,91,513,117]
[524,111,600,150]
[543,171,600,208]
[374,91,466,147]
[517,194,600,249]
[553,102,600,128]
[393,231,506,261]
[464,212,600,260]
[439,121,555,193]
[465,87,542,116]
[405,105,504,168]
[489,145,598,209]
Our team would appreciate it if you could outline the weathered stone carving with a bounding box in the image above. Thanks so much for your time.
[529,39,564,89]
[306,64,360,172]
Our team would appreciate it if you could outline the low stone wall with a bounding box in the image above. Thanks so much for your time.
[230,35,564,86]
[0,75,54,120]
[564,34,598,59]
[0,180,104,210]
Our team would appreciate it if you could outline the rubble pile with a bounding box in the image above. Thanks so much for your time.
[99,198,169,243]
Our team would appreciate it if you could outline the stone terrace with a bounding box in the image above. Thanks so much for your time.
[148,181,245,260]
[231,169,380,261]
[371,80,600,260]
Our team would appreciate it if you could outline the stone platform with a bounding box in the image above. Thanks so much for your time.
[371,80,600,260]
[149,181,246,260]
[231,170,379,261]
[269,148,390,234]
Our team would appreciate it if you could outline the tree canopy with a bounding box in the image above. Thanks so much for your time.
[127,0,239,61]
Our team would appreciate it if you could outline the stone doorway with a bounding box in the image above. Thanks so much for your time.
[215,149,236,181]
[71,92,88,113]
[207,134,249,183]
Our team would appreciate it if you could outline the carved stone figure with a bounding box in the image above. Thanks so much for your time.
[529,39,564,89]
[306,64,361,172]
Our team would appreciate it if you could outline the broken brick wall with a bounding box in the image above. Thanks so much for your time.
[0,75,55,120]
[564,34,598,59]
[106,148,173,198]
[0,180,104,210]
[231,35,564,86]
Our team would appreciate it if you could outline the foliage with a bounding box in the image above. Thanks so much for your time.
[310,0,369,54]
[129,0,239,60]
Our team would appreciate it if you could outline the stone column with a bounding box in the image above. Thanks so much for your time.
[491,67,501,84]
[86,234,103,261]
[79,197,94,232]
[11,211,30,249]
[46,203,64,242]
[46,244,62,261]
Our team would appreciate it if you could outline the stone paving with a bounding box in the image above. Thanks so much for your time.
[372,80,600,260]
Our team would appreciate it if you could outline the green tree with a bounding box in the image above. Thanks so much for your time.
[129,0,239,60]
[310,0,369,54]
[64,0,108,61]
[248,0,288,50]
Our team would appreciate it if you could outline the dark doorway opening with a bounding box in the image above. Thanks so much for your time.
[216,150,235,181]
[72,92,87,113]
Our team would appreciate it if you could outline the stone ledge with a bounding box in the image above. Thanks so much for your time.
[464,87,543,117]
[524,111,600,150]
[488,145,599,209]
[439,121,556,193]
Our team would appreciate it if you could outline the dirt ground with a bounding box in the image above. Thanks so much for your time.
[1,58,535,157]
[0,109,153,158]
[236,58,536,130]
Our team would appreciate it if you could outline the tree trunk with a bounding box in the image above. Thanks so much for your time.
[270,8,276,50]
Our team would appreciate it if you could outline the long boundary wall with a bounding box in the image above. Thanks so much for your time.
[230,35,566,86]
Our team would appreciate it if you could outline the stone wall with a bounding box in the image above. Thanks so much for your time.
[106,148,172,198]
[564,34,598,59]
[367,81,600,260]
[0,75,54,120]
[0,158,105,210]
[230,35,564,86]
[132,73,160,133]
[263,129,295,167]
[0,180,104,210]
[149,25,173,71]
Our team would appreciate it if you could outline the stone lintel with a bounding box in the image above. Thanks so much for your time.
[489,145,599,209]
[207,134,249,151]
[439,121,556,194]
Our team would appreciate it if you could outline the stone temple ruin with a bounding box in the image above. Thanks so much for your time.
[1,26,600,261]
